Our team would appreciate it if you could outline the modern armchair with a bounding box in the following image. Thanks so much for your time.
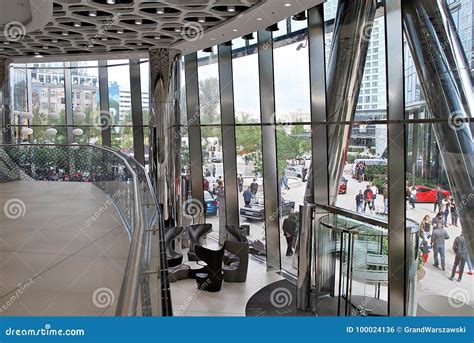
[187,224,212,261]
[195,245,225,292]
[225,225,248,243]
[223,240,249,282]
[165,226,184,267]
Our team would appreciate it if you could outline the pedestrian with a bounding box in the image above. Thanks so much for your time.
[449,233,468,282]
[250,178,259,195]
[419,215,432,243]
[433,186,445,212]
[205,169,211,177]
[363,185,374,212]
[356,190,364,213]
[382,179,388,215]
[281,174,290,190]
[430,221,450,271]
[302,167,308,182]
[420,238,430,264]
[441,197,449,227]
[370,182,379,211]
[237,174,244,193]
[243,187,253,207]
[282,213,297,256]
[409,185,417,209]
[449,196,458,227]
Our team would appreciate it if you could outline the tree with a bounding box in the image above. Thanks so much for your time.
[199,77,220,124]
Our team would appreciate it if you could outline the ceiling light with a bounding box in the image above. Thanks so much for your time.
[89,10,97,17]
[42,45,49,49]
[62,31,69,36]
[174,27,181,33]
[34,52,43,58]
[227,6,236,12]
[116,29,124,34]
[101,37,108,41]
[74,22,81,27]
[156,7,164,14]
[135,19,142,25]
[233,29,238,32]
[242,33,254,40]
[256,17,263,21]
[198,17,206,23]
[203,47,213,53]
[3,41,10,45]
[137,42,142,46]
[106,0,115,4]
[52,39,58,43]
[265,23,279,32]
[284,3,292,7]
[154,35,161,40]
[293,11,307,21]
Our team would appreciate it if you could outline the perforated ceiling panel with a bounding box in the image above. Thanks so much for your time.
[0,0,263,57]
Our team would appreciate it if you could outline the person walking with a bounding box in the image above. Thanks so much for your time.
[356,190,364,213]
[409,186,417,209]
[302,167,308,182]
[281,174,290,190]
[382,180,388,215]
[282,213,297,256]
[419,215,432,243]
[441,197,449,227]
[449,196,458,227]
[363,185,374,212]
[431,222,450,271]
[420,238,430,264]
[433,186,444,212]
[449,233,468,282]
[250,178,259,196]
[237,174,244,193]
[243,187,253,207]
[370,182,379,212]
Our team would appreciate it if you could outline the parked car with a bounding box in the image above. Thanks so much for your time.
[339,176,348,194]
[415,186,450,203]
[204,190,219,216]
[211,153,223,163]
[285,166,304,179]
[240,197,295,221]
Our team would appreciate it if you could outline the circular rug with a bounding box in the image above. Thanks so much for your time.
[246,279,315,316]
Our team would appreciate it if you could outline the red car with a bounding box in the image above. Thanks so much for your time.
[338,177,348,194]
[415,186,449,203]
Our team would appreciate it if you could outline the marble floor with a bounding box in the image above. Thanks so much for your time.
[0,181,130,316]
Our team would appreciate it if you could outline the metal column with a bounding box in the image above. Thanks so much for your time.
[184,53,205,224]
[129,58,145,165]
[149,48,181,223]
[218,44,239,243]
[403,0,474,255]
[64,62,74,144]
[0,58,12,144]
[98,60,111,147]
[258,30,280,270]
[385,0,407,317]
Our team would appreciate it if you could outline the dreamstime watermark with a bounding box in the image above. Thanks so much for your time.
[448,288,470,309]
[174,278,211,315]
[4,21,26,42]
[0,279,34,313]
[93,110,115,131]
[84,190,125,227]
[448,110,467,131]
[85,14,122,50]
[181,22,204,42]
[270,287,293,308]
[92,287,115,308]
[182,198,204,219]
[457,192,474,212]
[3,198,26,220]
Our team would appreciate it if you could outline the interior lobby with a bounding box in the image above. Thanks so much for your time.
[0,0,473,318]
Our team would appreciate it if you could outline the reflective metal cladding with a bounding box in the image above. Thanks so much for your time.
[403,0,474,254]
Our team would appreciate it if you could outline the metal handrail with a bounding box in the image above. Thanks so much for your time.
[0,143,145,316]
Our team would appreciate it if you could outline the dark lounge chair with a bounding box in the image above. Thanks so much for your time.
[187,224,212,261]
[195,245,225,292]
[223,240,249,283]
[165,226,184,267]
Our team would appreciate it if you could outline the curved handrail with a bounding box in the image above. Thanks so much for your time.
[0,143,144,316]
